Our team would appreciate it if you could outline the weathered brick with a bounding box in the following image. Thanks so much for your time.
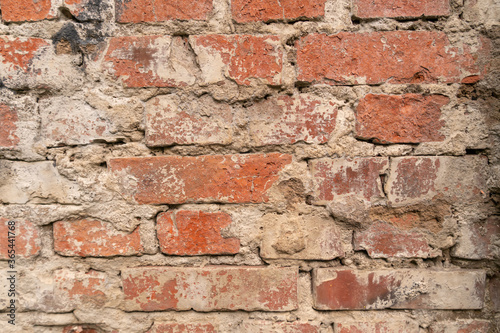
[334,321,419,333]
[247,94,337,146]
[489,275,500,312]
[352,0,450,19]
[231,0,326,22]
[29,269,110,312]
[62,326,99,333]
[310,157,388,204]
[260,213,344,260]
[354,221,440,258]
[157,210,240,255]
[0,96,39,160]
[103,36,198,88]
[297,32,487,85]
[53,219,143,257]
[240,321,320,333]
[40,97,116,147]
[64,0,107,22]
[108,153,292,204]
[189,35,283,85]
[312,269,485,310]
[0,161,80,204]
[429,320,490,333]
[0,218,41,259]
[145,95,233,147]
[355,94,449,144]
[386,156,488,206]
[147,322,216,333]
[115,0,212,23]
[452,216,500,259]
[122,266,298,311]
[0,36,49,77]
[0,104,19,149]
[0,0,57,22]
[0,36,83,90]
[369,201,451,234]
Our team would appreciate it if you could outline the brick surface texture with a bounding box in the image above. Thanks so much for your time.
[0,0,497,331]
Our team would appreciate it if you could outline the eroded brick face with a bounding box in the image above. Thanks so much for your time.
[145,95,233,146]
[240,321,320,332]
[297,32,486,85]
[0,104,20,148]
[53,219,143,257]
[352,0,451,19]
[190,35,284,85]
[108,153,292,204]
[335,321,419,333]
[115,0,213,23]
[146,323,216,333]
[429,320,490,333]
[313,269,485,310]
[122,266,298,311]
[231,0,326,22]
[355,94,449,144]
[354,221,440,258]
[157,211,240,255]
[311,157,388,203]
[103,36,197,87]
[0,218,40,259]
[247,94,338,145]
[0,0,57,22]
[452,216,500,259]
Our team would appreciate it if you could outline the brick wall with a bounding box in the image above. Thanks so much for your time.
[0,0,499,332]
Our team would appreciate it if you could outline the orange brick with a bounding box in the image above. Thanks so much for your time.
[157,211,240,255]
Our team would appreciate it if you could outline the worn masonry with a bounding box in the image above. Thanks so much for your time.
[0,0,499,332]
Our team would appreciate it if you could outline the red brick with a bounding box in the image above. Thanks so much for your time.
[311,157,388,204]
[241,321,320,332]
[0,37,49,73]
[354,221,440,258]
[53,219,143,257]
[0,0,57,22]
[387,156,488,206]
[452,216,500,259]
[147,323,216,333]
[157,210,240,255]
[145,95,233,147]
[352,0,450,19]
[355,94,449,144]
[247,94,337,146]
[296,32,487,85]
[0,104,19,149]
[103,36,197,88]
[189,35,284,85]
[312,268,485,310]
[122,266,298,311]
[0,218,41,259]
[108,153,292,204]
[429,320,490,333]
[232,0,326,23]
[335,321,419,333]
[115,0,212,23]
